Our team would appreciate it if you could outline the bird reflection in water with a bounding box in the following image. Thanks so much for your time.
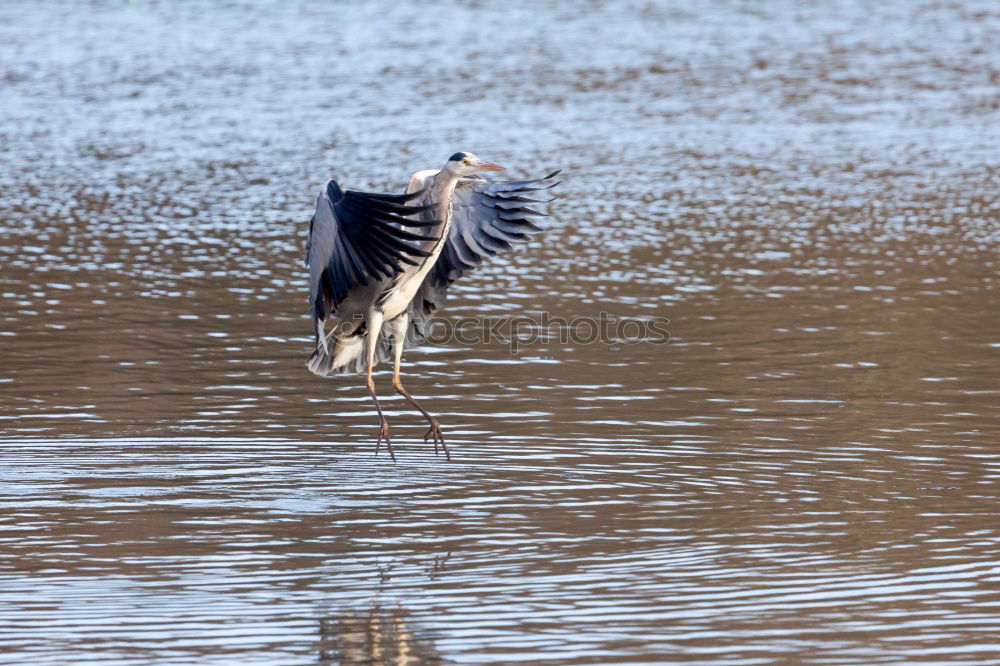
[317,603,442,666]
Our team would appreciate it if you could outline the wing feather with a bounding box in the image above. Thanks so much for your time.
[408,169,560,341]
[306,179,438,320]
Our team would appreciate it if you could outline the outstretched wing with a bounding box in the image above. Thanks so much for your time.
[408,170,560,340]
[306,180,437,321]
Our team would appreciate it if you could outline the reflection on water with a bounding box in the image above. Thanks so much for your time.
[319,603,442,666]
[1,0,999,664]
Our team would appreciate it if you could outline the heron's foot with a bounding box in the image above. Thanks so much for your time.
[422,420,449,461]
[375,419,395,462]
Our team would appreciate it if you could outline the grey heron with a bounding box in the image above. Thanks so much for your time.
[305,152,559,461]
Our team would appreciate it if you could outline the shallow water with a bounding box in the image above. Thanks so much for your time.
[1,1,999,664]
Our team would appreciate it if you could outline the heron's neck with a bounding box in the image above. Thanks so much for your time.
[421,170,459,248]
[431,170,461,219]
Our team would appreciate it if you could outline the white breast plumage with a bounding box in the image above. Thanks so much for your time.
[377,193,452,319]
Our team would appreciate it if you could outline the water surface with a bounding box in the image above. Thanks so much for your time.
[1,1,998,663]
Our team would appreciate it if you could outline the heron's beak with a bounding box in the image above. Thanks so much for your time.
[478,161,505,171]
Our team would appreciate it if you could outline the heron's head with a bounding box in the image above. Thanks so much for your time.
[445,152,505,177]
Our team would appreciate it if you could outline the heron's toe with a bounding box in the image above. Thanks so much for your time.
[374,420,395,461]
[423,421,449,460]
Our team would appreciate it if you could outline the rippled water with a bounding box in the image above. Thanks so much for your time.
[2,1,999,664]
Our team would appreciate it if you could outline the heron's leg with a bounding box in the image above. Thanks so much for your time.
[389,314,449,461]
[365,309,393,461]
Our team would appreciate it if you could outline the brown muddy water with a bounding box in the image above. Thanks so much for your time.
[1,1,999,664]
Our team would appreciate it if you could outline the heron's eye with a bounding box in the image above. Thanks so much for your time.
[462,159,470,165]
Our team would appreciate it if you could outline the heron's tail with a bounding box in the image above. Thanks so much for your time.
[306,344,336,376]
[306,334,390,376]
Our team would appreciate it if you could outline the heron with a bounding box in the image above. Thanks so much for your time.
[305,152,559,461]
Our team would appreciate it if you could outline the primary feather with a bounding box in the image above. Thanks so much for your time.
[305,181,437,322]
